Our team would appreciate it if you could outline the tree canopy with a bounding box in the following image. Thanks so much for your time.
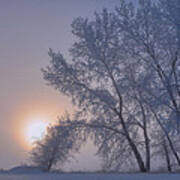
[41,0,180,172]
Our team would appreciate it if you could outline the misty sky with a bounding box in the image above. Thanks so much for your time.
[0,0,137,170]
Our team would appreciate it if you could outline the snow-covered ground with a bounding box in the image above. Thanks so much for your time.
[0,173,180,180]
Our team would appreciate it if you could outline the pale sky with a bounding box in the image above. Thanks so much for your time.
[0,0,137,171]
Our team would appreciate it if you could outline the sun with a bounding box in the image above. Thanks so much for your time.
[26,121,48,145]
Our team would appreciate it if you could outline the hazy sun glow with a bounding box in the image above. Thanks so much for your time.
[26,121,48,145]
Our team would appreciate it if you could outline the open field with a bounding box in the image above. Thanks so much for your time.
[0,173,180,180]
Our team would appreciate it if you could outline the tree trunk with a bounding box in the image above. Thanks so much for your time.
[47,154,56,172]
[127,134,147,172]
[163,140,172,172]
[139,100,150,171]
[144,100,180,167]
[144,127,150,171]
[166,133,180,167]
[119,114,147,172]
[155,111,180,166]
[47,160,53,172]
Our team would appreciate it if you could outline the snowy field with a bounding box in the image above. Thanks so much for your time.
[0,173,180,180]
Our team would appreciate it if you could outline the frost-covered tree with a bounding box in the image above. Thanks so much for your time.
[114,0,180,167]
[42,10,148,172]
[42,0,180,172]
[31,115,82,171]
